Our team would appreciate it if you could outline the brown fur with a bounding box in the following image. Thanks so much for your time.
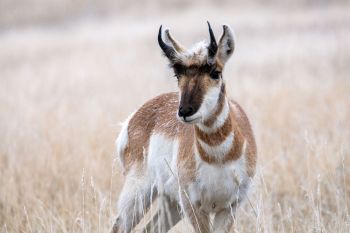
[195,117,232,146]
[230,100,257,176]
[195,114,244,164]
[178,75,207,114]
[121,91,256,178]
[121,93,179,172]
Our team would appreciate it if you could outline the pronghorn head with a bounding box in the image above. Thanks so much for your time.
[158,22,235,124]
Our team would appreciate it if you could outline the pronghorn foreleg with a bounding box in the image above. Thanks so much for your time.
[212,205,237,233]
[142,194,182,233]
[180,193,210,233]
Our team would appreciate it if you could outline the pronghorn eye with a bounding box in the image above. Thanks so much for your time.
[210,71,221,80]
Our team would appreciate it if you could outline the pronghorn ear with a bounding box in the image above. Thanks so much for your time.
[158,25,184,63]
[216,25,235,65]
[164,29,186,53]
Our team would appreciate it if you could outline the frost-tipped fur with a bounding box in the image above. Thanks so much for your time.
[112,23,256,233]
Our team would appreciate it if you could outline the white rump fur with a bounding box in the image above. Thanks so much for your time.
[115,111,135,170]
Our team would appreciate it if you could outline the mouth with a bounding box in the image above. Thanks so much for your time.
[181,116,201,124]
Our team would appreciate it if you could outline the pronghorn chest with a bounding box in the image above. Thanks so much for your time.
[188,156,249,213]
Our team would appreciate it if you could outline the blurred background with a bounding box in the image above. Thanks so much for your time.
[0,0,349,232]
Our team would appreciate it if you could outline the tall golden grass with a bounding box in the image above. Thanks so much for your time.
[0,1,349,232]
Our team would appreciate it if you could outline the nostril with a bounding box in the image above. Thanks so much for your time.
[178,106,184,117]
[187,106,194,115]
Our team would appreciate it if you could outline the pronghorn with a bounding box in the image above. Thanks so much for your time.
[112,22,257,233]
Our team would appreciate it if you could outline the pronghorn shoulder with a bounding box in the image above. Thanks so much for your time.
[228,99,252,133]
[229,99,257,177]
[127,92,179,131]
[116,92,181,172]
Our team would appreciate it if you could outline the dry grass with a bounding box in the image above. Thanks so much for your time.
[0,1,349,232]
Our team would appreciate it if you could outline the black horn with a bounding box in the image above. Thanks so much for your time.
[158,25,177,61]
[207,21,218,61]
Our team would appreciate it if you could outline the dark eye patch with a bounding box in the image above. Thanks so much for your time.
[172,63,185,77]
[172,63,217,77]
[210,70,221,79]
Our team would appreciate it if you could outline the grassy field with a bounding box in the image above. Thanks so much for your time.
[0,1,349,232]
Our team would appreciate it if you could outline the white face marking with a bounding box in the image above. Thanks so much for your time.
[177,85,222,124]
[197,132,234,159]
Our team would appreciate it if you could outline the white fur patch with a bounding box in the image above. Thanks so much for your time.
[115,112,135,168]
[197,132,234,160]
[147,133,180,199]
[186,136,250,214]
[190,151,250,213]
[199,86,222,121]
[183,85,222,124]
[197,99,230,133]
[179,41,209,66]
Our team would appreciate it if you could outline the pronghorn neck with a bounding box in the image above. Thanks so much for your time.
[194,88,243,164]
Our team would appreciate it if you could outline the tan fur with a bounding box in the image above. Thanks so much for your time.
[121,92,256,177]
[121,93,181,172]
[195,116,232,146]
[230,100,257,177]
